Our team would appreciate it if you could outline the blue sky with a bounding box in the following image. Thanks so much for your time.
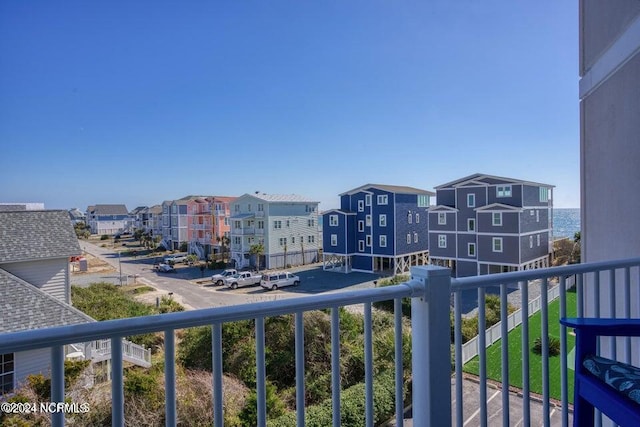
[0,1,579,211]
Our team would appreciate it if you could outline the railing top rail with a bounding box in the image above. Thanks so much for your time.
[451,256,640,291]
[0,282,421,355]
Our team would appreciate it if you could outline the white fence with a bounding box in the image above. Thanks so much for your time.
[460,276,575,364]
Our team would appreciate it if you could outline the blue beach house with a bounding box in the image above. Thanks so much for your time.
[322,184,434,274]
[428,173,554,277]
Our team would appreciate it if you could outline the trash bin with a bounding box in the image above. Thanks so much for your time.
[78,257,88,272]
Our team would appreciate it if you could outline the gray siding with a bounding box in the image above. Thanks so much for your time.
[487,184,523,207]
[15,348,50,389]
[428,212,456,232]
[477,235,520,264]
[456,234,477,260]
[477,211,519,233]
[456,260,478,277]
[522,185,549,207]
[520,233,550,263]
[436,189,455,207]
[520,208,550,233]
[2,259,68,303]
[428,232,456,258]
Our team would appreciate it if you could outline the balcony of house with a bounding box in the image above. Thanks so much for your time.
[3,257,640,426]
[231,227,255,235]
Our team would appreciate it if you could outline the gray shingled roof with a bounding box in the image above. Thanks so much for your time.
[340,184,435,196]
[0,210,81,263]
[93,204,129,215]
[248,193,319,203]
[0,204,27,212]
[0,269,93,333]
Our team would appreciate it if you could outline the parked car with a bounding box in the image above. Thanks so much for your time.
[224,272,262,289]
[260,272,300,290]
[163,253,188,265]
[157,263,176,273]
[211,269,238,286]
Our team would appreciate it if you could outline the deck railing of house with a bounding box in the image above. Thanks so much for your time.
[2,258,640,426]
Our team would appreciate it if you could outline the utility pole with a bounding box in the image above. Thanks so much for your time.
[118,251,123,285]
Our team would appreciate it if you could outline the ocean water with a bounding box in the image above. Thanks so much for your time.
[553,208,580,240]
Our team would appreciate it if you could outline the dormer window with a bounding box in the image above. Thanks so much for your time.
[496,185,512,198]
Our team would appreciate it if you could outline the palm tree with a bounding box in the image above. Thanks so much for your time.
[249,243,265,271]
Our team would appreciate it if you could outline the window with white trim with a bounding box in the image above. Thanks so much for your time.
[407,234,411,244]
[258,203,264,212]
[258,220,265,229]
[379,214,387,227]
[247,204,251,212]
[417,195,428,207]
[358,220,364,232]
[279,237,287,246]
[529,235,533,248]
[408,212,412,224]
[467,193,475,207]
[539,187,549,202]
[536,210,540,222]
[365,194,372,206]
[366,235,371,246]
[414,232,418,243]
[308,219,315,227]
[358,200,364,212]
[366,215,371,227]
[493,237,503,252]
[492,212,502,226]
[1,353,14,394]
[377,195,388,205]
[380,235,387,247]
[331,234,337,246]
[233,236,241,245]
[286,220,290,228]
[496,185,512,198]
[468,243,476,257]
[468,218,475,231]
[438,213,446,225]
[224,217,229,226]
[234,220,241,229]
[416,213,420,223]
[291,237,295,244]
[234,204,239,212]
[358,240,364,252]
[530,209,535,216]
[274,220,282,229]
[438,235,447,248]
[537,234,540,246]
[329,215,338,226]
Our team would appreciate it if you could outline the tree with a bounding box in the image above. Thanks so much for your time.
[249,243,265,271]
[216,235,230,263]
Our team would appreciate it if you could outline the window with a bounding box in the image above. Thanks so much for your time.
[329,215,338,226]
[529,235,533,248]
[468,243,476,257]
[366,235,372,246]
[417,195,429,207]
[274,220,282,229]
[279,237,287,246]
[247,204,251,212]
[1,353,14,394]
[234,220,241,229]
[291,237,295,244]
[492,212,502,226]
[414,232,418,243]
[358,200,364,212]
[286,220,290,227]
[539,187,550,202]
[233,236,241,245]
[358,220,364,232]
[379,214,387,227]
[438,235,447,248]
[467,193,475,207]
[468,218,476,231]
[530,209,535,216]
[258,203,264,212]
[416,213,420,223]
[408,212,412,224]
[308,219,315,227]
[438,213,446,225]
[331,235,337,246]
[258,220,264,229]
[366,215,371,227]
[493,237,503,252]
[308,235,315,243]
[537,234,541,246]
[377,195,388,205]
[234,204,240,212]
[365,194,372,206]
[224,217,229,226]
[496,185,512,198]
[536,210,540,222]
[407,234,412,244]
[380,235,387,247]
[358,240,365,252]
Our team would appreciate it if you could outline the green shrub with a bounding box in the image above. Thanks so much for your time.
[100,234,109,240]
[533,335,561,356]
[238,381,286,426]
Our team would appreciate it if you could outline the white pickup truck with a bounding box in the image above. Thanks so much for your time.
[211,269,238,286]
[224,272,262,289]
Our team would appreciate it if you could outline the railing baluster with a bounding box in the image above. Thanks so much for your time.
[559,276,569,427]
[609,269,617,360]
[364,302,374,427]
[577,273,584,317]
[500,283,509,427]
[112,337,125,427]
[212,323,223,427]
[624,267,631,363]
[331,307,341,426]
[51,345,65,427]
[541,278,550,427]
[295,312,306,427]
[256,317,267,426]
[478,287,487,427]
[394,298,404,427]
[520,280,530,426]
[454,291,463,427]
[164,329,176,427]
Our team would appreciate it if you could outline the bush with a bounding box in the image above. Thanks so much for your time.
[533,336,561,356]
[238,381,286,426]
[100,234,109,240]
[179,242,188,252]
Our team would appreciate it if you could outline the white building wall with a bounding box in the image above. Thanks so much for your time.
[14,348,50,389]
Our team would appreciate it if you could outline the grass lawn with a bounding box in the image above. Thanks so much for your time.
[464,289,577,402]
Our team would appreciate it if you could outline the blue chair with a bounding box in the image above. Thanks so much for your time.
[560,318,640,427]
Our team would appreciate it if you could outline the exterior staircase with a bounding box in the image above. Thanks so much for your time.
[68,339,151,368]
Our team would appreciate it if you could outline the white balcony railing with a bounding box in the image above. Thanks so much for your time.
[2,258,640,426]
